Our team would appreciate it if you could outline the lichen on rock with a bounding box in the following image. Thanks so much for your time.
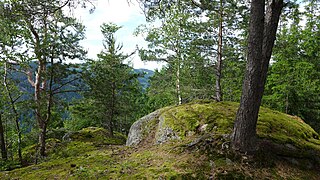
[155,115,181,144]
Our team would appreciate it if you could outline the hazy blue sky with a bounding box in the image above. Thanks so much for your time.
[72,0,163,70]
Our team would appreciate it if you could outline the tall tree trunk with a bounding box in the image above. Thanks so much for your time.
[215,0,223,102]
[39,54,55,157]
[34,66,42,148]
[231,0,284,152]
[29,63,48,158]
[0,113,7,160]
[35,62,47,157]
[231,0,265,152]
[27,21,49,157]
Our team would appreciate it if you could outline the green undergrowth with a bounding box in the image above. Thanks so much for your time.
[2,135,319,179]
[1,101,320,179]
[67,127,126,145]
[22,127,126,164]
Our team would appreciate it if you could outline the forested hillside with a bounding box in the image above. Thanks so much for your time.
[8,62,153,101]
[0,0,319,178]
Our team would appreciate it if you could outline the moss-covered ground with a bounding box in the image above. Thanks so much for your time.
[160,101,320,151]
[1,101,320,179]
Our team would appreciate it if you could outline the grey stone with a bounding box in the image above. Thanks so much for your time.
[126,110,161,146]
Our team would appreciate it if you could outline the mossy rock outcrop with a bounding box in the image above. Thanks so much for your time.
[127,101,320,158]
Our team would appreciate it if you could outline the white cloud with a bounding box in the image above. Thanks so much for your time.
[69,0,164,70]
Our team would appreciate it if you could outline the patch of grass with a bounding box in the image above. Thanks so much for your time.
[22,138,62,164]
[68,127,126,145]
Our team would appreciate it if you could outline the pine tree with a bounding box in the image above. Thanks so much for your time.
[82,23,142,136]
[232,0,284,152]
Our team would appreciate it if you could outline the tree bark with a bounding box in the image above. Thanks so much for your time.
[28,60,48,158]
[0,113,7,160]
[39,53,55,157]
[231,0,284,152]
[231,0,265,152]
[259,0,284,100]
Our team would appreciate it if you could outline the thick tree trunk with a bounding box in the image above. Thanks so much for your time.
[231,0,284,152]
[0,113,7,160]
[231,0,265,152]
[215,0,223,102]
